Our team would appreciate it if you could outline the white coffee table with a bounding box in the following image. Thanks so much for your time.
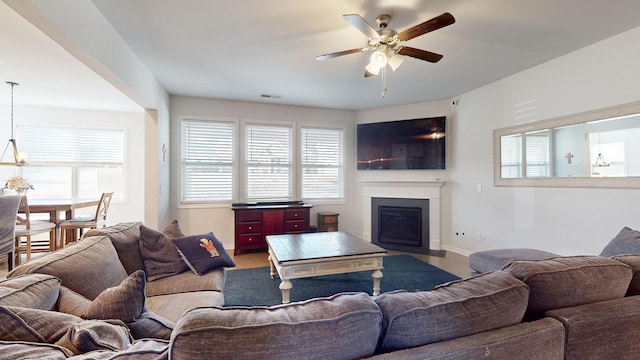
[266,231,387,304]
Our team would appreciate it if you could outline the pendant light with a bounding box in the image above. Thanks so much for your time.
[0,81,26,166]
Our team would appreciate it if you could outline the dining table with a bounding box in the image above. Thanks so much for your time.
[28,199,100,249]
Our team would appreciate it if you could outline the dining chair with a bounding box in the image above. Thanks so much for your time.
[60,192,114,246]
[0,195,22,271]
[14,195,57,266]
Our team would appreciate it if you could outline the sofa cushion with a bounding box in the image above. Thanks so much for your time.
[54,319,132,355]
[139,222,189,281]
[611,254,640,296]
[468,248,558,273]
[170,292,382,360]
[172,232,236,275]
[600,227,640,257]
[368,318,565,360]
[84,221,144,274]
[0,340,73,359]
[545,296,640,360]
[374,271,529,353]
[146,290,225,323]
[0,274,61,310]
[7,235,128,300]
[145,268,225,297]
[0,305,80,343]
[502,255,632,320]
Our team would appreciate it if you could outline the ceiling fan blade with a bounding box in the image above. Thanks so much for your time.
[315,48,368,61]
[398,12,455,41]
[343,14,379,39]
[396,47,443,63]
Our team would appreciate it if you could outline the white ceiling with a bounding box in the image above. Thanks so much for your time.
[4,0,640,112]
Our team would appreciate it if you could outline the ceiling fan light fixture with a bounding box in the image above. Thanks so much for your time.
[387,55,404,71]
[365,63,381,76]
[369,50,388,69]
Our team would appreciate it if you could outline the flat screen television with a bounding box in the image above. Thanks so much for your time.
[357,116,446,170]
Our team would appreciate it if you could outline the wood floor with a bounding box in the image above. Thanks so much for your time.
[1,249,473,280]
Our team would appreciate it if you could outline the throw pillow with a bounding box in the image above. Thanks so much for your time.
[0,274,61,310]
[599,226,640,257]
[54,319,132,355]
[172,232,236,275]
[57,273,175,340]
[83,270,147,323]
[139,221,189,281]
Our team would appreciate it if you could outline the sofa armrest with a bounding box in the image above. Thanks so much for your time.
[546,295,640,360]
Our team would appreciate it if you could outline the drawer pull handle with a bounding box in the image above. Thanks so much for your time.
[248,226,252,230]
[294,224,298,228]
[294,213,298,217]
[248,238,252,242]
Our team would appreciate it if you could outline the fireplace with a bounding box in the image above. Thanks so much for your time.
[372,197,430,254]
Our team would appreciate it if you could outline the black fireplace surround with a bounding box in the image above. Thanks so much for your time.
[371,197,430,254]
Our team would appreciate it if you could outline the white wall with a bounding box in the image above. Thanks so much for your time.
[8,0,171,229]
[447,25,640,256]
[354,100,453,245]
[0,106,146,225]
[169,96,356,249]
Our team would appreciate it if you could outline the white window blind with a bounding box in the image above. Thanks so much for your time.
[20,126,124,163]
[301,127,344,199]
[182,120,235,202]
[525,135,550,177]
[501,134,522,178]
[245,124,292,200]
[18,126,125,201]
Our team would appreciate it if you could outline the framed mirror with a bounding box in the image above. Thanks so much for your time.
[494,101,640,188]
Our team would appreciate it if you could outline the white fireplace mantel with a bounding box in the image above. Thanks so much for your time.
[361,181,444,251]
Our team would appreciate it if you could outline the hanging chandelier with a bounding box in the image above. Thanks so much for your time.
[0,81,26,166]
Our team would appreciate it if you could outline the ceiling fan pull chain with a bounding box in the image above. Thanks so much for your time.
[381,66,387,98]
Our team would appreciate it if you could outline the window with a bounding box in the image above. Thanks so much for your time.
[181,119,235,203]
[245,124,292,200]
[18,126,125,200]
[525,135,550,177]
[301,127,344,199]
[501,134,522,178]
[179,118,345,205]
[500,133,551,178]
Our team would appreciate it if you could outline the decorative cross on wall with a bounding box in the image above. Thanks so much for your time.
[565,152,574,164]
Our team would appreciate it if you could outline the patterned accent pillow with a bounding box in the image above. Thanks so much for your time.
[172,232,236,275]
[139,221,189,281]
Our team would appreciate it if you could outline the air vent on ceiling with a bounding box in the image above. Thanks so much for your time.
[260,94,282,99]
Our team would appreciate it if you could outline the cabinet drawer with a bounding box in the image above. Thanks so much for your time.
[320,215,338,224]
[237,222,263,234]
[237,234,264,246]
[284,220,307,232]
[284,209,307,220]
[237,210,262,222]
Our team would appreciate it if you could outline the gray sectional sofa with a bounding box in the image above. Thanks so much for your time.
[1,222,640,359]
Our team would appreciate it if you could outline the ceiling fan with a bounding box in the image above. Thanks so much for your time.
[316,12,455,78]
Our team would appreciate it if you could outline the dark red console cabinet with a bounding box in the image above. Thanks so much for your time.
[231,202,312,255]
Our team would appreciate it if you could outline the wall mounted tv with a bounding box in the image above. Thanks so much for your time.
[357,116,446,170]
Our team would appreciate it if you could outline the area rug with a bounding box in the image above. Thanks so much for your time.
[224,254,461,306]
